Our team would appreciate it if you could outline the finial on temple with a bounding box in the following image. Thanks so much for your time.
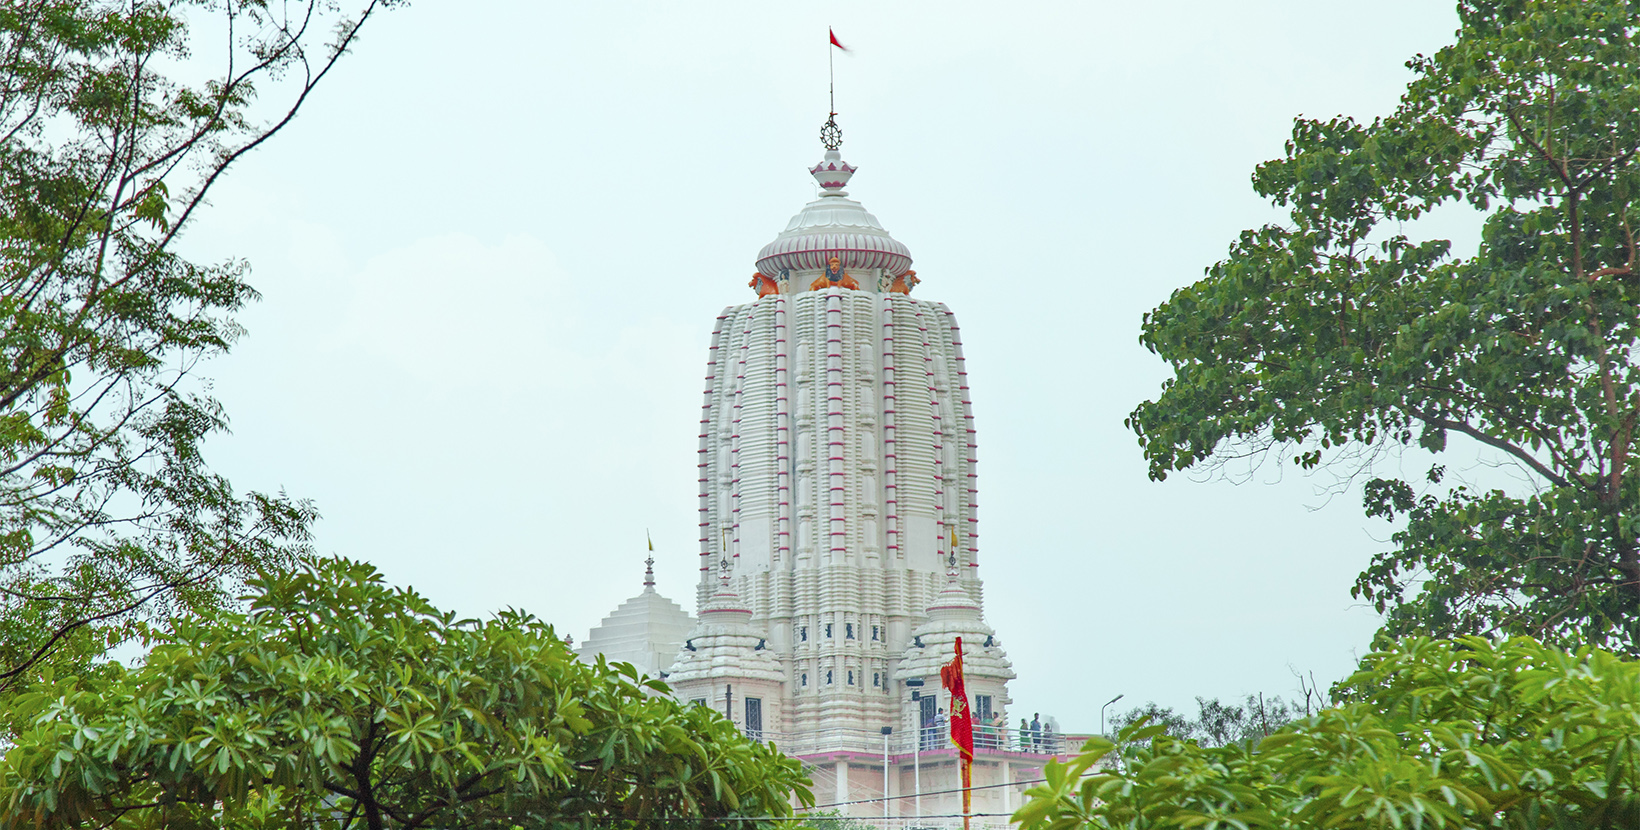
[820,113,843,151]
[643,530,657,589]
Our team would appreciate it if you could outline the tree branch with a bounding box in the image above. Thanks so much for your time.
[1407,406,1571,488]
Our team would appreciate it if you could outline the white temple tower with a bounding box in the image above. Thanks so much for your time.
[686,129,1002,729]
[659,118,1057,825]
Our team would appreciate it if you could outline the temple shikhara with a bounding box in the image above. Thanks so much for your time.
[579,115,1068,826]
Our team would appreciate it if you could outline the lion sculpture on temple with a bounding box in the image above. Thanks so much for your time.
[889,270,920,295]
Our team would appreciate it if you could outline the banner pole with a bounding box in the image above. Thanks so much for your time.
[963,758,972,830]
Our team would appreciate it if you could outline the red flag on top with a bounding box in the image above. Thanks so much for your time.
[941,635,975,828]
[829,28,850,52]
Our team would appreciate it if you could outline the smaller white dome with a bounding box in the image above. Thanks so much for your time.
[667,578,783,685]
[894,576,1015,683]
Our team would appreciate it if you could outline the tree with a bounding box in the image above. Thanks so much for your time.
[1127,0,1640,652]
[1015,636,1640,830]
[1193,695,1293,749]
[1109,695,1296,749]
[1108,702,1198,745]
[0,557,814,829]
[0,0,403,691]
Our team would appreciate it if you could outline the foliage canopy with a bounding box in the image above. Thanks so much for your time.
[0,557,814,829]
[1128,0,1640,650]
[1016,637,1640,830]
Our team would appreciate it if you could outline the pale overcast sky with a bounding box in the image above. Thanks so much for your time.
[181,1,1471,726]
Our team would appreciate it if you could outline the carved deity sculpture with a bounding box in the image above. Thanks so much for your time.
[808,255,861,291]
[888,270,920,295]
[749,272,780,298]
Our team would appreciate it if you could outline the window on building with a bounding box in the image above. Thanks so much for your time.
[846,623,855,639]
[872,625,880,641]
[847,670,855,685]
[800,626,808,642]
[826,670,833,685]
[825,623,833,638]
[801,673,808,687]
[920,696,938,750]
[745,698,763,742]
[975,694,993,722]
[873,672,881,687]
[690,698,706,708]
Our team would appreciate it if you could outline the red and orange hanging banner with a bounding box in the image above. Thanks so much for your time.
[942,635,974,829]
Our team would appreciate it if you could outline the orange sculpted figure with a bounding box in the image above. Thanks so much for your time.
[749,272,780,298]
[809,256,861,291]
[889,270,920,295]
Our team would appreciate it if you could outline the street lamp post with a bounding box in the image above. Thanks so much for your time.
[881,727,893,821]
[907,679,925,820]
[1100,694,1125,738]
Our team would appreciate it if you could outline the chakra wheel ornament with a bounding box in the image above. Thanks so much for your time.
[819,114,843,151]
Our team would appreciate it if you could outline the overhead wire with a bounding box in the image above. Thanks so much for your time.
[543,771,1068,823]
[803,775,1051,809]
